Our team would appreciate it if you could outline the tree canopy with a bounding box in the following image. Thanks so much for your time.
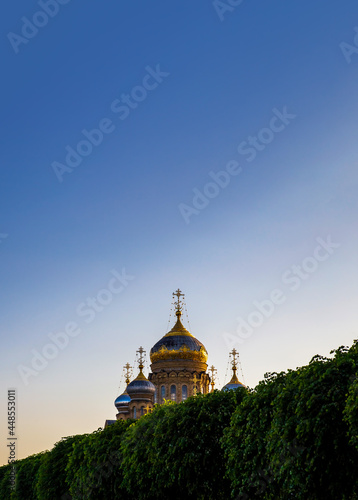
[0,339,357,500]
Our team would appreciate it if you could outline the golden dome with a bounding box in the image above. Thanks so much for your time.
[150,310,208,364]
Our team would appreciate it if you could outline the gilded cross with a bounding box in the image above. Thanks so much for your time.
[123,363,132,385]
[230,348,238,369]
[137,346,145,364]
[209,365,217,391]
[173,288,184,313]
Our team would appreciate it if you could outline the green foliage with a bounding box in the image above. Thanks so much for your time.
[66,421,134,499]
[222,341,358,500]
[269,346,358,500]
[2,340,357,500]
[344,372,358,451]
[222,372,287,499]
[13,452,46,500]
[0,464,15,500]
[36,435,84,499]
[121,389,245,500]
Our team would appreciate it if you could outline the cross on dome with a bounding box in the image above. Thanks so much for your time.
[209,365,217,391]
[173,288,184,315]
[136,346,146,372]
[230,348,238,371]
[227,348,242,385]
[123,362,132,385]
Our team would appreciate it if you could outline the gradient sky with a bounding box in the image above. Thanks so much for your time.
[1,0,358,465]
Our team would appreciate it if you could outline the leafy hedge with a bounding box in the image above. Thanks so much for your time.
[120,389,243,500]
[1,340,357,499]
[222,345,358,499]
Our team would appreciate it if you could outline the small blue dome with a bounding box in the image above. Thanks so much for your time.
[222,382,245,391]
[222,370,246,391]
[114,393,131,409]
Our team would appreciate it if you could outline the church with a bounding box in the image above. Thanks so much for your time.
[105,289,245,425]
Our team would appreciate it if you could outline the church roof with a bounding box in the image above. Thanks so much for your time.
[126,351,156,395]
[104,420,116,428]
[114,392,131,409]
[222,357,246,391]
[163,314,193,337]
[150,311,208,363]
[126,376,156,395]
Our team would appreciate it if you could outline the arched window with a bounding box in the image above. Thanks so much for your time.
[182,385,188,401]
[170,385,176,402]
[161,385,166,402]
[141,406,145,416]
[133,407,137,419]
[154,388,158,404]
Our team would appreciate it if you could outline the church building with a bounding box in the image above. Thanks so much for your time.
[105,289,245,425]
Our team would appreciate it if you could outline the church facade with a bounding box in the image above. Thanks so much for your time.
[106,289,245,425]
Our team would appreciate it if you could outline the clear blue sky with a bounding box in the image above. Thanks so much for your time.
[1,0,358,464]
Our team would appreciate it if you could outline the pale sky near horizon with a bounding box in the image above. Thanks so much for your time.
[1,0,358,465]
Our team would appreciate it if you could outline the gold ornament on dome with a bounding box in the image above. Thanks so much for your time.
[150,343,208,363]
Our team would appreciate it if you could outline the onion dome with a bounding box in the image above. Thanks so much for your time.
[126,373,155,396]
[114,363,133,409]
[127,346,155,396]
[222,348,246,391]
[222,372,246,391]
[150,289,208,363]
[114,392,131,410]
